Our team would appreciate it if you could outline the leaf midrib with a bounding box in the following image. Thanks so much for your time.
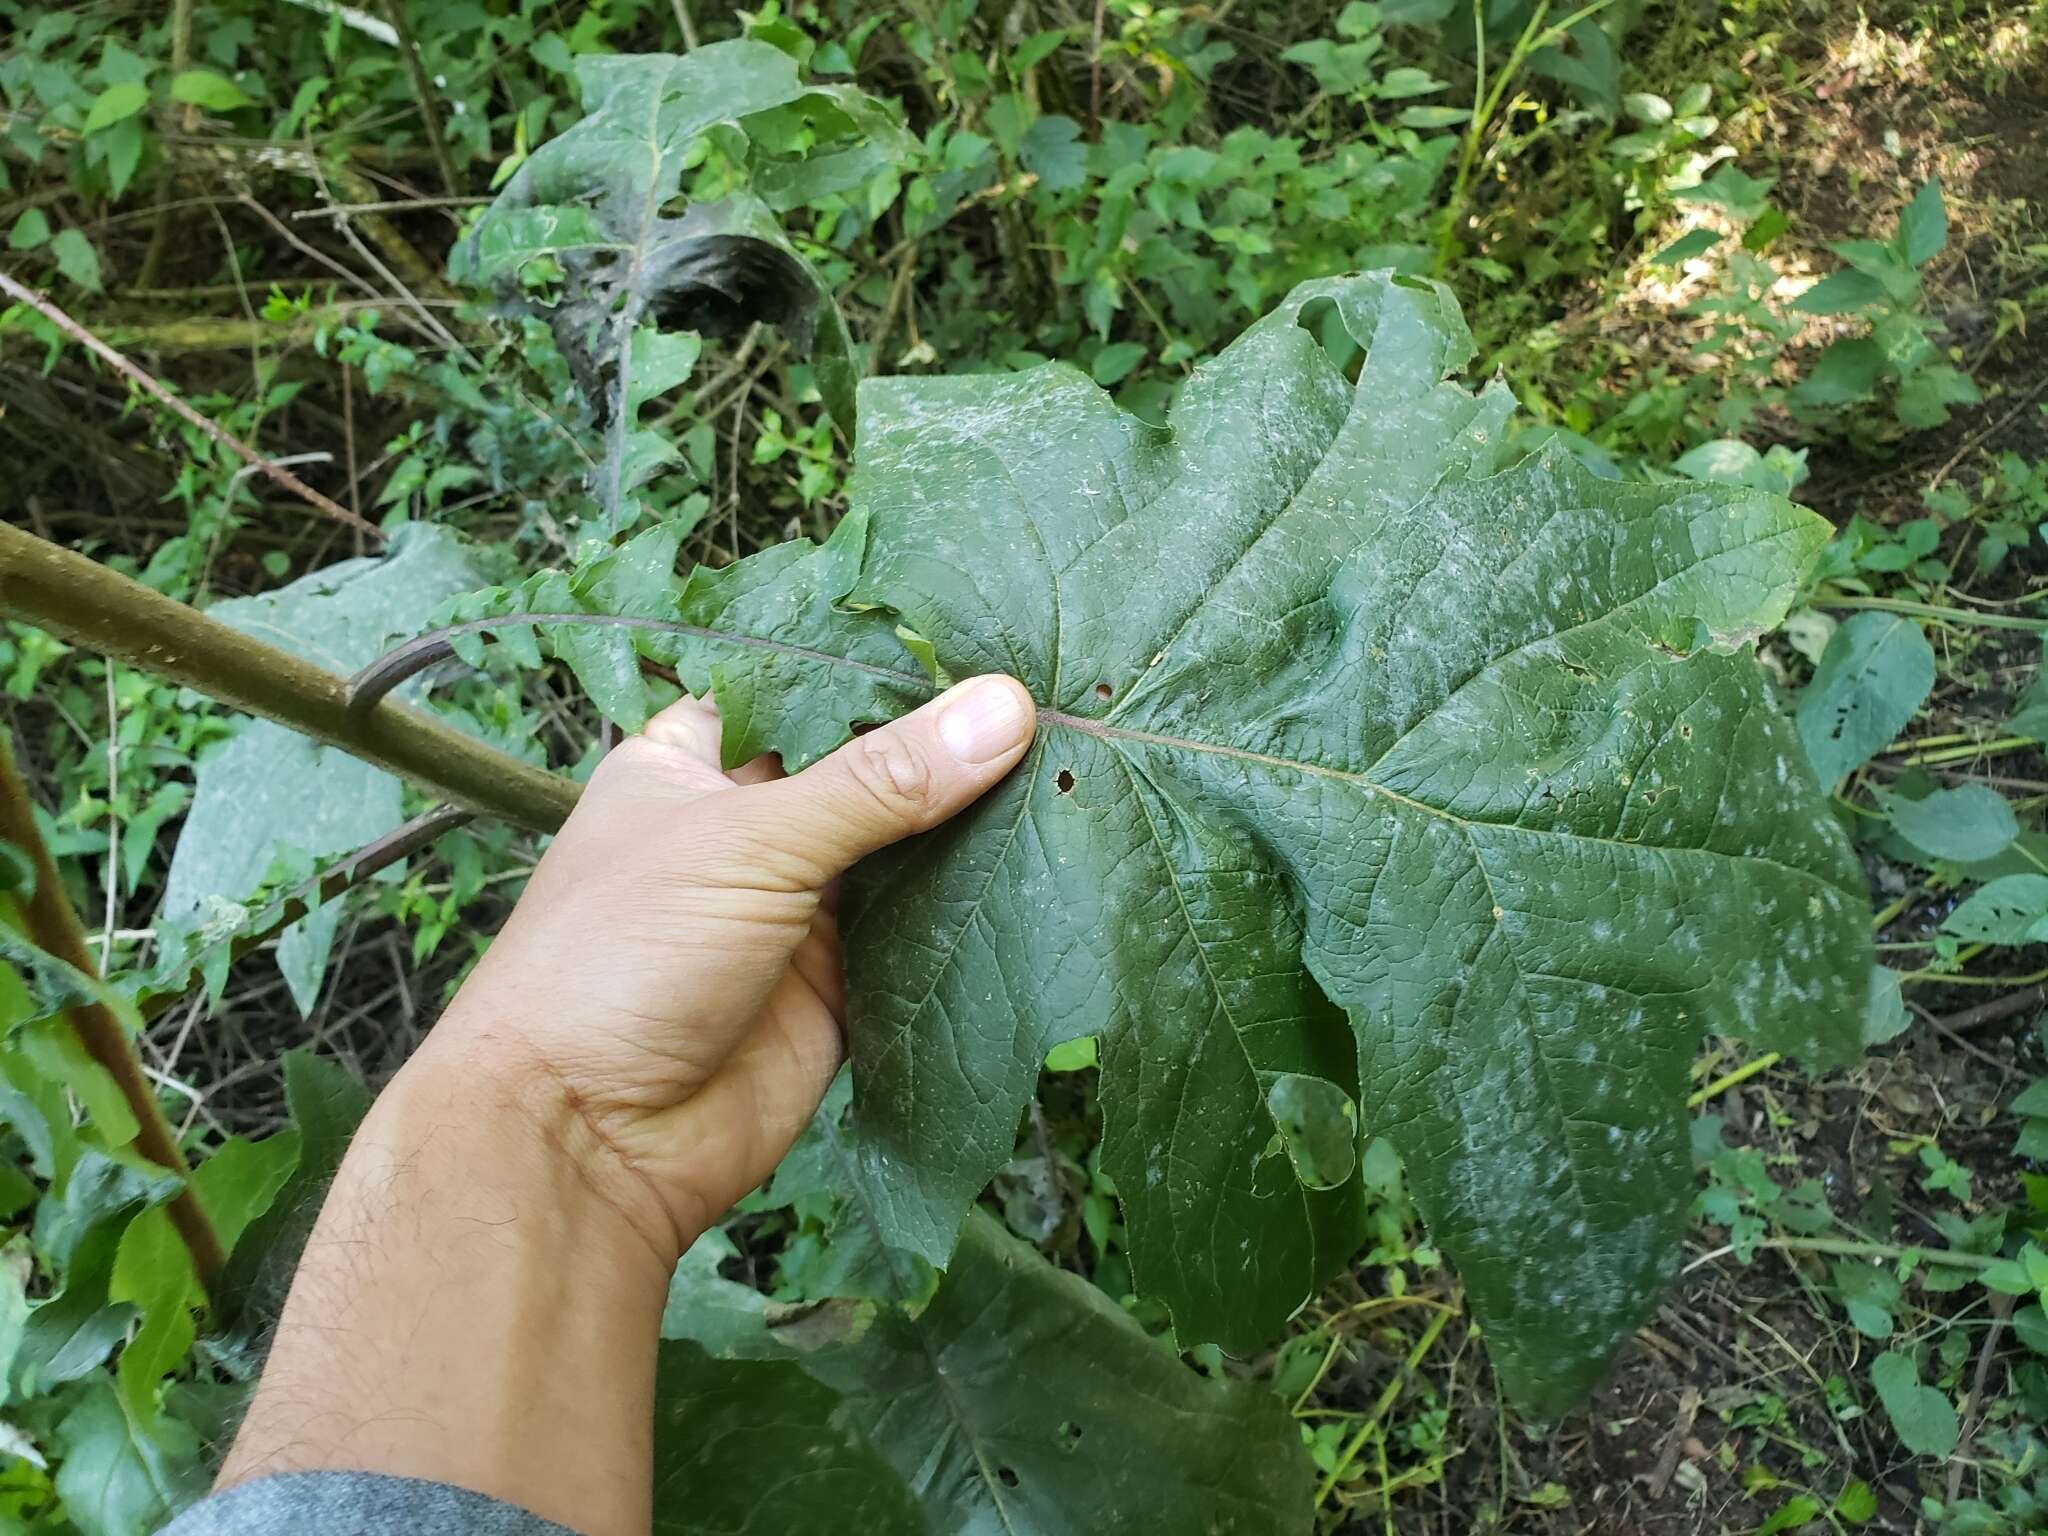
[451,612,1847,890]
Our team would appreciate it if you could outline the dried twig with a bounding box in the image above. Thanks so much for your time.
[1949,1294,2013,1504]
[1934,983,2048,1034]
[0,272,383,540]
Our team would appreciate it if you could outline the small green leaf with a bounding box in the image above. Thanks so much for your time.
[1019,115,1087,193]
[49,228,103,293]
[1879,785,2018,862]
[1090,341,1147,386]
[1796,612,1934,787]
[191,1134,301,1257]
[1674,165,1775,221]
[1650,228,1720,266]
[8,209,50,250]
[81,81,149,135]
[1832,1259,1899,1339]
[2012,1304,2048,1356]
[1868,1351,1958,1458]
[1622,92,1672,125]
[1044,1035,1098,1072]
[1980,1258,2033,1295]
[1757,1495,1822,1535]
[170,69,255,112]
[1861,966,1910,1046]
[1671,439,1763,488]
[1395,105,1471,128]
[1008,29,1072,75]
[1943,874,2048,944]
[1790,269,1888,316]
[1897,177,1947,268]
[1792,337,1885,404]
[2013,1080,2048,1117]
[1896,364,1979,430]
[1833,1479,1877,1523]
[1378,67,1447,99]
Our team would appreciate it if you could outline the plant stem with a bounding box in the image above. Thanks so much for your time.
[1431,0,1618,275]
[1896,964,2048,987]
[170,0,196,131]
[1314,1305,1454,1505]
[1900,736,2035,766]
[137,0,196,286]
[1688,1051,1781,1108]
[1817,593,2048,635]
[0,274,382,541]
[0,734,225,1283]
[136,804,473,1022]
[378,0,459,196]
[0,524,579,835]
[1686,1234,2002,1275]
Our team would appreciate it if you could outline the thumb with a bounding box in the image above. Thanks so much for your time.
[726,674,1037,886]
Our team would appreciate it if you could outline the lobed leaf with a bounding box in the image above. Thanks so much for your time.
[427,272,1870,1415]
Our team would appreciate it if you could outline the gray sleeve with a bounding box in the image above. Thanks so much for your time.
[159,1473,580,1535]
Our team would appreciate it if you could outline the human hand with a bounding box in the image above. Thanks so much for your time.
[416,672,1038,1267]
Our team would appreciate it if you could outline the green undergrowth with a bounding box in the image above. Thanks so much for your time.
[1,0,2046,1530]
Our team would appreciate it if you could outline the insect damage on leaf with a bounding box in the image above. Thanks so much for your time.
[423,271,1870,1418]
[453,42,906,531]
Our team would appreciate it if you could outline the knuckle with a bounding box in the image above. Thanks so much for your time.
[843,731,937,817]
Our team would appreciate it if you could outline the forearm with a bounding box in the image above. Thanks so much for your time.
[218,1040,680,1536]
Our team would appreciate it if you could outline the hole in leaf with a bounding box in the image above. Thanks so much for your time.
[1680,723,1694,739]
[1294,294,1363,377]
[1094,681,1113,699]
[1056,1420,1083,1451]
[997,1467,1020,1488]
[1055,768,1076,794]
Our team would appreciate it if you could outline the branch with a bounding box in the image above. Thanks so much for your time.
[0,273,382,541]
[0,523,580,834]
[137,804,474,1023]
[0,733,225,1282]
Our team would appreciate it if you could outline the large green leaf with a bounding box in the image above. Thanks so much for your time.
[447,272,1870,1414]
[157,527,490,1013]
[652,1345,925,1535]
[662,1208,1311,1533]
[802,1214,1312,1534]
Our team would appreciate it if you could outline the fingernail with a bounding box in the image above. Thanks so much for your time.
[937,677,1031,764]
